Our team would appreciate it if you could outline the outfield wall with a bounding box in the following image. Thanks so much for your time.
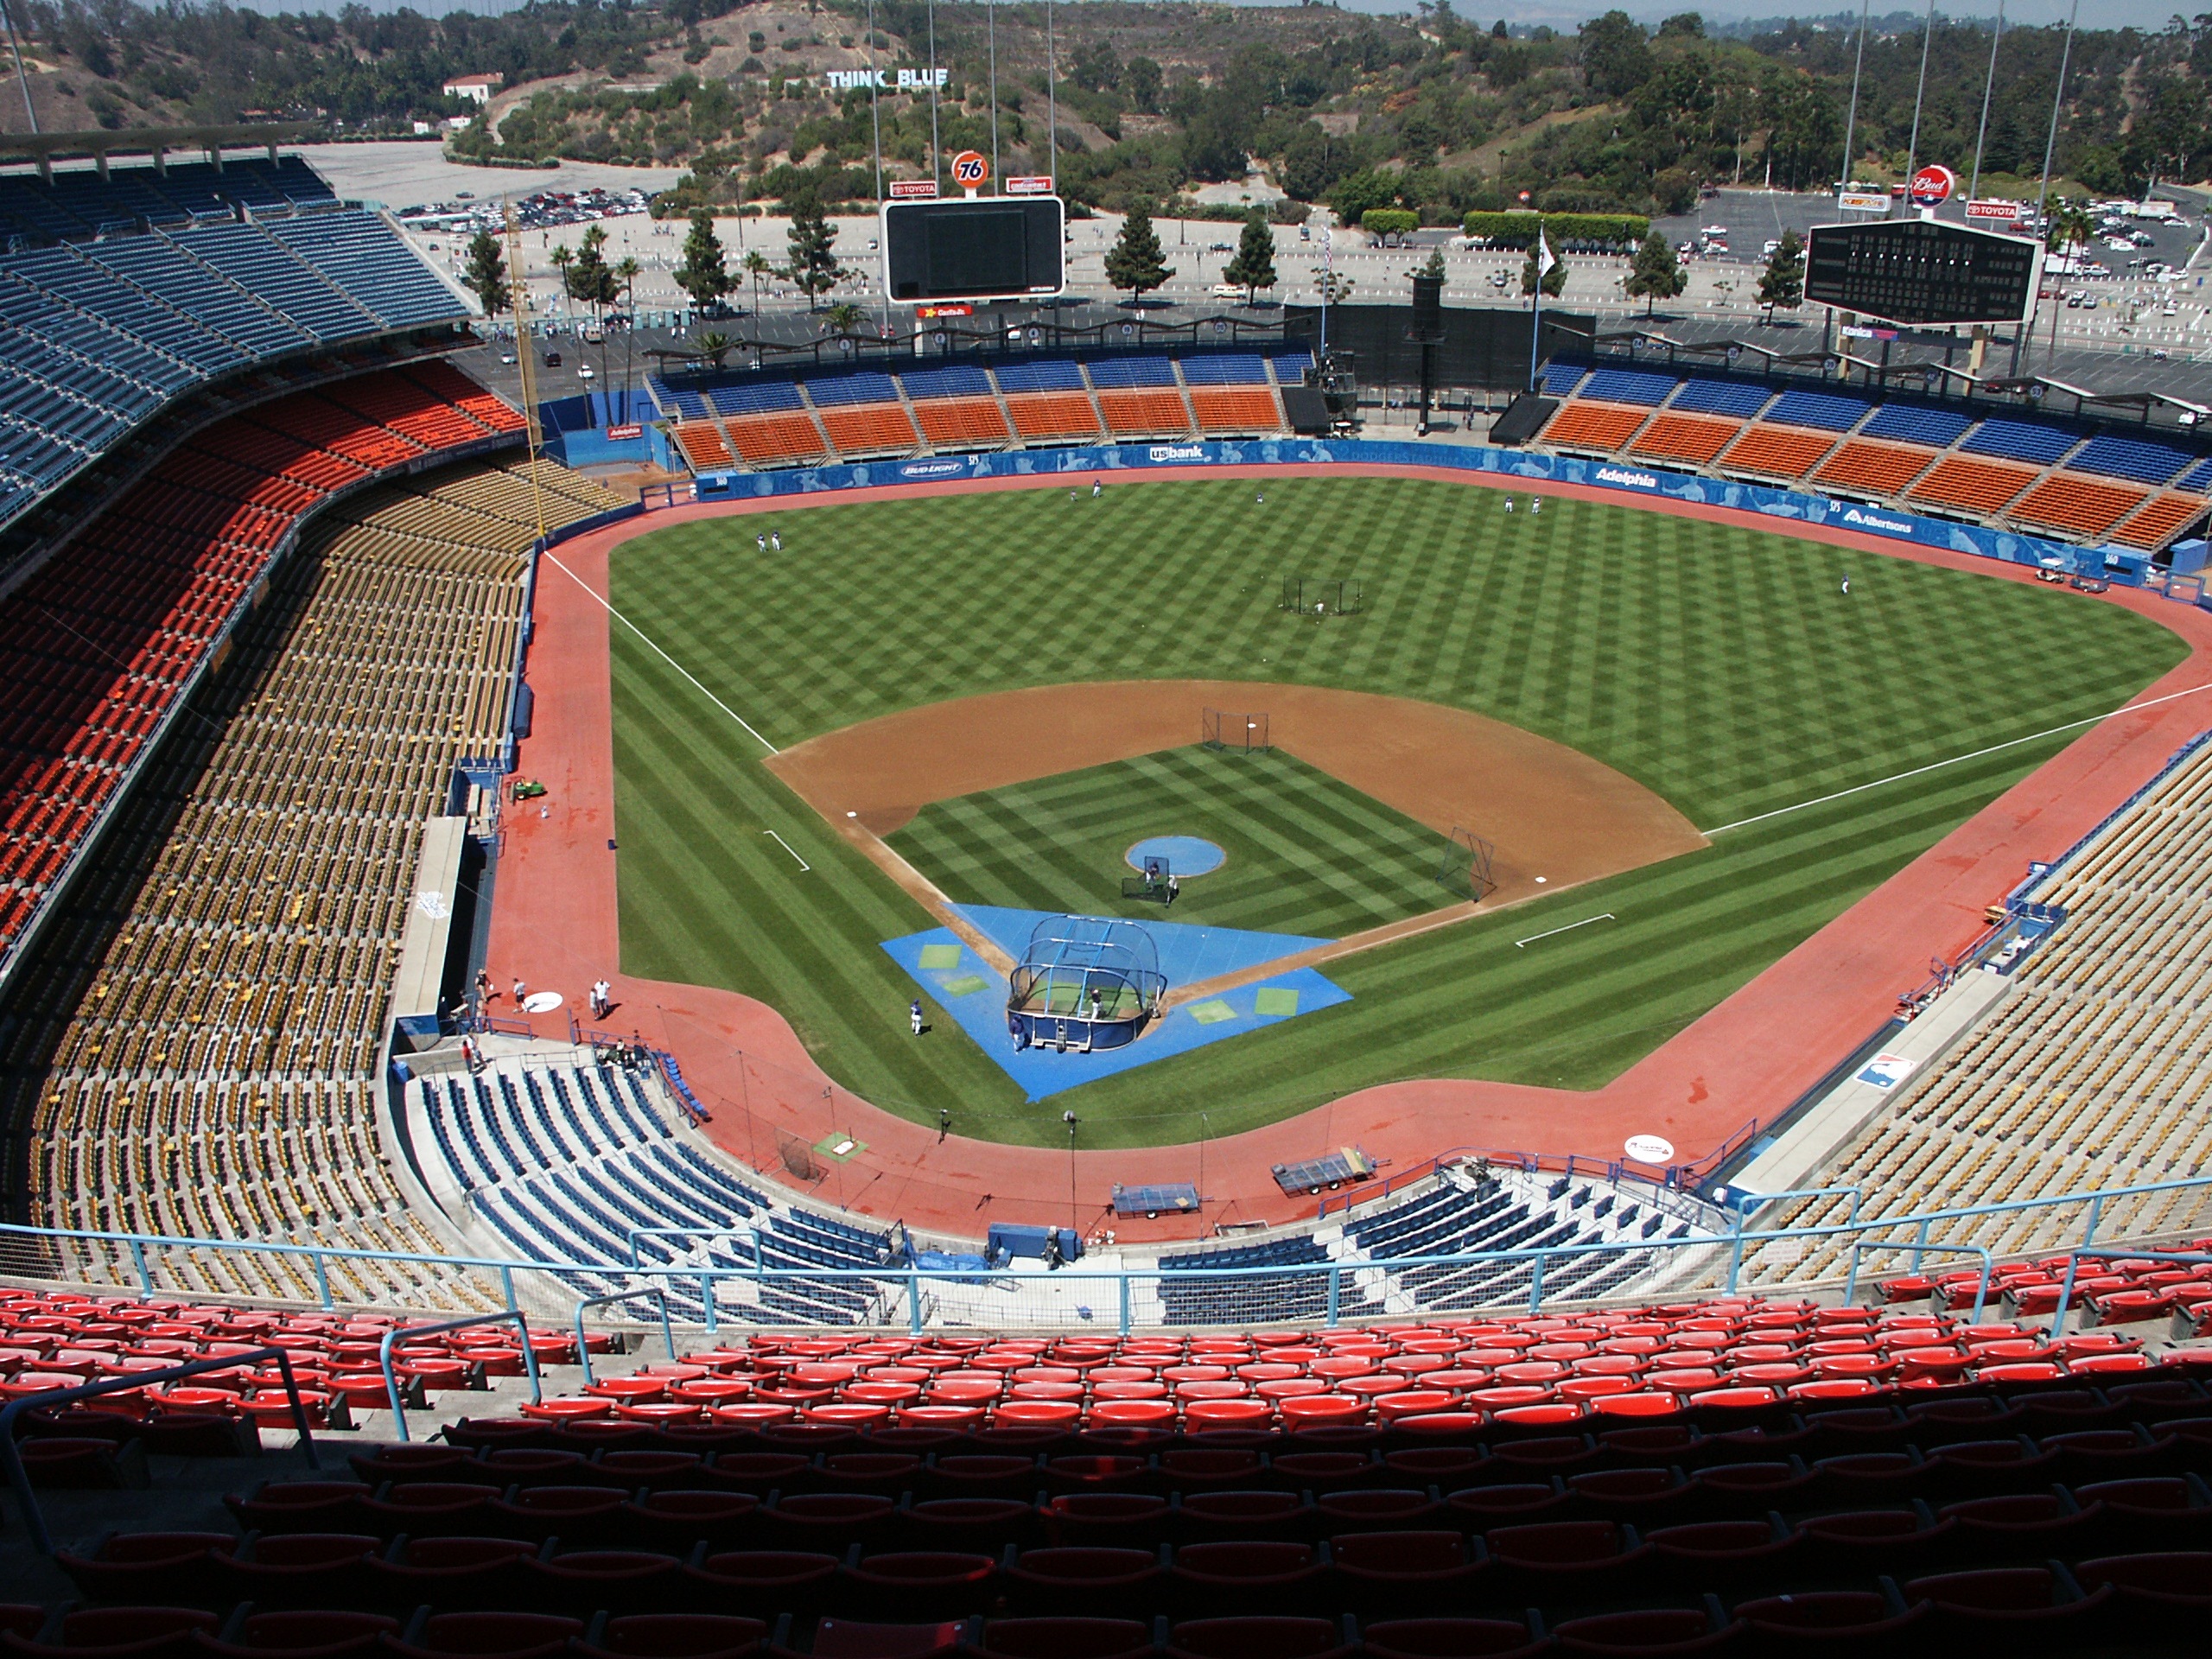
[690,439,2163,587]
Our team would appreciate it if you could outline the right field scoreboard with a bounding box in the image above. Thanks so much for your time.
[881,196,1066,305]
[1804,218,2044,327]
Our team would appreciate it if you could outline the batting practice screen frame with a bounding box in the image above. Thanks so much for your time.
[882,197,1067,303]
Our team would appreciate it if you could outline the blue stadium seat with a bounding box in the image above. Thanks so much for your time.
[1271,351,1314,385]
[263,212,466,330]
[1859,404,1974,448]
[1541,361,1589,396]
[1084,356,1177,389]
[899,365,995,400]
[1178,354,1269,385]
[2177,457,2212,493]
[1765,390,1870,431]
[803,371,900,406]
[995,359,1088,393]
[168,222,378,341]
[706,380,805,416]
[1669,378,1773,418]
[1580,368,1678,406]
[2069,435,2192,486]
[1961,418,2079,466]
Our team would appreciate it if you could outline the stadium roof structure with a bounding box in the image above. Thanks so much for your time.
[0,122,323,179]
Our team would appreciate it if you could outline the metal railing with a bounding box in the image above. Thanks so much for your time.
[0,1347,322,1554]
[0,1166,2205,1334]
[378,1311,541,1442]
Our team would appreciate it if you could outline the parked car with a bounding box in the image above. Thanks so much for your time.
[2070,574,2110,593]
[543,351,562,367]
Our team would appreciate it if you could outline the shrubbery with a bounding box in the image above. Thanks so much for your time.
[1461,211,1649,251]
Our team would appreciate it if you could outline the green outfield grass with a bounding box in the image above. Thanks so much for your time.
[605,477,2187,1147]
[889,746,1451,938]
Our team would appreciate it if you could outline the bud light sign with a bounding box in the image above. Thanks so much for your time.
[1908,164,1957,208]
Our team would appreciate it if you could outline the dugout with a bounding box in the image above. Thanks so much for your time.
[1006,915,1166,1053]
[1285,303,1595,395]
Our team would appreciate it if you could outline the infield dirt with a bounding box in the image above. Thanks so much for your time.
[765,680,1711,934]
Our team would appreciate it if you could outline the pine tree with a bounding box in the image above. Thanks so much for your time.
[674,208,731,310]
[1520,246,1567,298]
[462,230,509,315]
[1757,229,1803,323]
[1222,213,1278,304]
[1104,202,1175,304]
[1625,231,1687,316]
[785,192,843,312]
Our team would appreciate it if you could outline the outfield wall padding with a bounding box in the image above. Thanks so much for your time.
[687,439,2153,583]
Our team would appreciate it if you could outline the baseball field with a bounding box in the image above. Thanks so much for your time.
[603,475,2184,1149]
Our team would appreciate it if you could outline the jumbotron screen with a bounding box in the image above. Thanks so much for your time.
[881,197,1066,303]
[1804,219,2043,327]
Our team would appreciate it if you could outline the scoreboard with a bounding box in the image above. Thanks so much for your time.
[1804,218,2043,327]
[880,196,1065,304]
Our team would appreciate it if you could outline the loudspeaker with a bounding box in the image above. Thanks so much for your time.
[1408,274,1444,344]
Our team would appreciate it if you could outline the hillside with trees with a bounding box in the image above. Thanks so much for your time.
[11,0,2212,222]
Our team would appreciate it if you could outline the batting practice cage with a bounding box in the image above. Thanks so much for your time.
[1006,915,1168,1053]
[1280,578,1363,617]
[1203,709,1272,753]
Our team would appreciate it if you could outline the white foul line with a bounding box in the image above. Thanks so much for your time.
[763,830,811,871]
[1516,913,1616,949]
[1701,679,2212,838]
[538,547,780,756]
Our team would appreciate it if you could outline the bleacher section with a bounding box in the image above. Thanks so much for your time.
[0,157,336,245]
[0,205,466,518]
[1814,440,1939,496]
[2011,474,2150,540]
[1910,454,2039,516]
[1630,413,1740,466]
[648,355,1287,473]
[1748,738,2212,1288]
[408,1051,892,1326]
[0,450,626,1308]
[1716,425,1836,478]
[0,368,520,973]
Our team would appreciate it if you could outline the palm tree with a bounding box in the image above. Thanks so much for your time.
[742,250,771,316]
[694,330,734,370]
[823,301,865,337]
[615,256,642,406]
[549,242,575,316]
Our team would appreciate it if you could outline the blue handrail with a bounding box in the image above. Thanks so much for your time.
[574,1287,675,1386]
[0,1346,321,1554]
[378,1311,541,1442]
[2044,1244,2212,1342]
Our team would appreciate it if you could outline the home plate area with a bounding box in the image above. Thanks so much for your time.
[881,904,1351,1101]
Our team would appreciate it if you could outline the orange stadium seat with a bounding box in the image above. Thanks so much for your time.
[1189,387,1285,434]
[1006,393,1102,440]
[404,359,529,432]
[1813,441,1940,497]
[724,414,829,467]
[1717,425,1837,479]
[673,423,733,471]
[1540,401,1646,453]
[1630,415,1741,466]
[1908,455,2039,516]
[912,397,1013,447]
[2109,492,2209,550]
[2011,474,2150,538]
[1097,389,1193,436]
[817,403,921,456]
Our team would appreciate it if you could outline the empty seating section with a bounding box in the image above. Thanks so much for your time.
[1538,402,1646,453]
[2012,474,2148,539]
[0,157,335,244]
[2071,434,2192,486]
[1272,349,1314,384]
[1964,417,2079,466]
[1814,441,1939,496]
[1188,387,1286,434]
[1629,414,1740,466]
[702,379,803,417]
[0,453,625,1309]
[672,423,733,471]
[2110,493,2208,550]
[1540,360,1587,396]
[1717,425,1836,478]
[0,366,519,969]
[800,372,899,408]
[994,359,1088,393]
[1667,378,1774,419]
[1578,367,1676,405]
[817,404,921,455]
[911,398,1011,448]
[406,1051,889,1325]
[898,364,994,400]
[1096,389,1193,437]
[724,414,828,467]
[1084,355,1177,389]
[1749,740,2212,1286]
[407,359,529,435]
[1178,354,1270,385]
[2177,456,2212,493]
[1005,393,1101,440]
[1859,404,1974,448]
[263,213,466,331]
[169,221,376,344]
[1764,389,1869,431]
[1910,455,2039,515]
